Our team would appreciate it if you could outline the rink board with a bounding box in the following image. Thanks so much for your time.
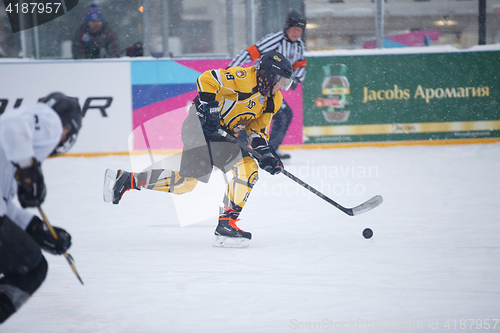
[303,48,500,144]
[130,59,304,150]
[0,60,132,154]
[1,46,499,155]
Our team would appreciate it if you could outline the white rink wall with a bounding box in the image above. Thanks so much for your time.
[0,60,132,154]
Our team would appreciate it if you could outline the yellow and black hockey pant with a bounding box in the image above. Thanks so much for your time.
[222,156,259,215]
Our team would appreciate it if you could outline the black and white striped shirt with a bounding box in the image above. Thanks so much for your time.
[229,30,307,83]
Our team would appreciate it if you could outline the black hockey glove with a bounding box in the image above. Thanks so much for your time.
[199,101,221,137]
[26,216,72,255]
[290,78,300,91]
[255,145,283,175]
[14,158,46,208]
[198,101,221,138]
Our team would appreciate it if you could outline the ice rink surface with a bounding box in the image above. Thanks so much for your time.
[1,143,499,332]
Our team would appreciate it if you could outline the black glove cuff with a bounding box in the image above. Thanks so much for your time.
[26,216,45,236]
[255,145,277,156]
[14,159,46,208]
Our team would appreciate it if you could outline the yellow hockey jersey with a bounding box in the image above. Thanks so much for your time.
[196,66,283,145]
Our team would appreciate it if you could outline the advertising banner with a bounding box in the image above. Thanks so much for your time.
[0,60,132,153]
[302,50,500,144]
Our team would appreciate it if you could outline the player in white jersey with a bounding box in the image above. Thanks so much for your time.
[0,92,82,324]
[229,11,307,159]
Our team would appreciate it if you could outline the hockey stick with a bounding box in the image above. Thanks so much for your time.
[218,129,383,216]
[37,207,84,285]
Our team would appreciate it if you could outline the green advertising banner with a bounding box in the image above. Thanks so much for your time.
[302,50,500,144]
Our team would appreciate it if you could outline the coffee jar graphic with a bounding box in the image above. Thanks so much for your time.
[314,64,351,122]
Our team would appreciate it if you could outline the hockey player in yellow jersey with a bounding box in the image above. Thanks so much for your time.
[104,51,293,248]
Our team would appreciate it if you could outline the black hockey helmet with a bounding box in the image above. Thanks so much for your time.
[256,51,293,97]
[285,10,306,30]
[39,92,82,156]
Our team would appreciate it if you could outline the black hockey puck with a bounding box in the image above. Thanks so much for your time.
[362,228,373,239]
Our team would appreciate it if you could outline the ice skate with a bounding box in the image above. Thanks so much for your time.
[103,169,138,204]
[213,213,251,248]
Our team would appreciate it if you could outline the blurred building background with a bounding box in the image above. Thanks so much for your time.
[0,0,499,59]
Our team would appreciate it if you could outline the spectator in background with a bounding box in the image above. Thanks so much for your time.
[228,10,307,160]
[121,41,144,57]
[72,4,119,59]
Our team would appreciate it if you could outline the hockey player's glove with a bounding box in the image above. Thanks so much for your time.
[198,101,221,138]
[14,158,46,208]
[26,216,72,255]
[255,145,283,175]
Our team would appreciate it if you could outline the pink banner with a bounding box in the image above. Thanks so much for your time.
[132,59,303,150]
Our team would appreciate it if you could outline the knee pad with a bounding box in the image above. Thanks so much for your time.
[224,157,259,212]
[1,255,48,295]
[232,156,259,187]
[0,215,42,275]
[0,256,47,323]
[22,255,49,295]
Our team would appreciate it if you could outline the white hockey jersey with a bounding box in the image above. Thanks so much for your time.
[0,103,63,230]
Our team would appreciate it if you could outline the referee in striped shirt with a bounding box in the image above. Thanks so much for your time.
[228,11,307,159]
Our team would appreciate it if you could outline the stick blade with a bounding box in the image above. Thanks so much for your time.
[351,195,383,216]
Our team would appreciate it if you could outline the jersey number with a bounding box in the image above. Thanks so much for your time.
[34,115,40,130]
[247,100,256,110]
[224,72,235,81]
